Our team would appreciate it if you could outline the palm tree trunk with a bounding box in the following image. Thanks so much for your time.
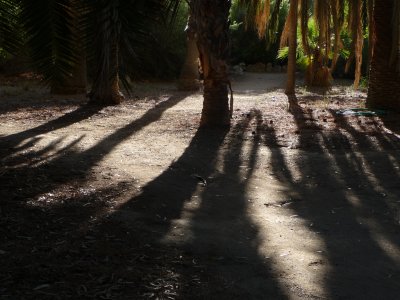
[88,3,124,105]
[367,0,400,111]
[285,0,298,96]
[193,0,231,127]
[89,40,123,105]
[177,12,200,91]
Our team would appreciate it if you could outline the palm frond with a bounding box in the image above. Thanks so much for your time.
[237,0,272,38]
[0,0,23,54]
[81,0,179,97]
[279,0,296,48]
[19,0,77,85]
[266,0,285,44]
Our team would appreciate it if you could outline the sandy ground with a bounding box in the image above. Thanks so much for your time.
[1,73,400,299]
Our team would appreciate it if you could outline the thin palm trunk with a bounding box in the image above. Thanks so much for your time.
[285,0,298,96]
[367,0,400,111]
[178,12,200,91]
[193,0,231,127]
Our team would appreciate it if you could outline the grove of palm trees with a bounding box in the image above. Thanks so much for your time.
[1,0,399,299]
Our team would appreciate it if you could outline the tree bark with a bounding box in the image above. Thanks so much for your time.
[88,4,124,106]
[367,0,400,111]
[285,0,298,96]
[89,40,124,105]
[177,12,200,91]
[305,48,332,88]
[193,0,231,127]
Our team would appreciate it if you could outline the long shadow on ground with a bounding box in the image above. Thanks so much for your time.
[266,98,400,299]
[178,111,286,299]
[3,89,400,299]
[0,93,191,298]
[0,104,102,160]
[108,111,287,299]
[1,108,287,298]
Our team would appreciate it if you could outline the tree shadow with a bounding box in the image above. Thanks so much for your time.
[177,110,287,299]
[0,104,102,160]
[269,95,400,299]
[1,92,189,203]
[101,112,287,299]
[1,92,195,298]
[4,86,399,298]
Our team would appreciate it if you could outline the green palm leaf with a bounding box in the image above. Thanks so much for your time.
[19,0,78,85]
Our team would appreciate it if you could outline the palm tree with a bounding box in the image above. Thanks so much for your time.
[50,6,87,95]
[85,0,124,104]
[84,0,179,105]
[18,0,85,94]
[366,0,400,111]
[192,0,232,127]
[0,0,21,56]
[283,0,297,95]
[6,0,178,102]
[345,0,364,89]
[240,0,368,91]
[177,5,200,91]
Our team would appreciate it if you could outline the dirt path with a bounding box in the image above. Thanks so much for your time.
[1,73,400,299]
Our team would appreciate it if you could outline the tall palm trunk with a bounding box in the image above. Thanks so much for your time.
[367,0,400,111]
[177,11,200,91]
[89,40,123,105]
[88,2,124,105]
[193,0,231,127]
[285,0,298,96]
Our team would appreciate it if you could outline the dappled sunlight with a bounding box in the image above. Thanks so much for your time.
[1,74,399,298]
[124,112,289,298]
[273,98,400,298]
[244,146,332,297]
[0,92,191,215]
[1,0,399,296]
[254,209,331,297]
